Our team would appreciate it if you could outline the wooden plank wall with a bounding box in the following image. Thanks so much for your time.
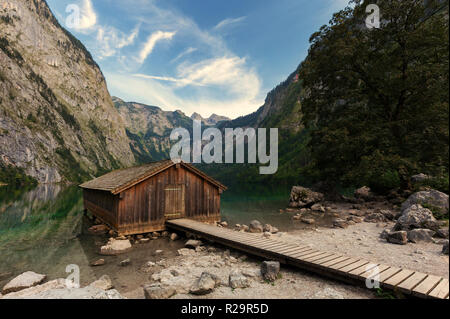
[114,166,220,235]
[83,189,118,228]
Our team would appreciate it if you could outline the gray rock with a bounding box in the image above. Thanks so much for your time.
[395,204,438,231]
[144,284,176,299]
[89,275,113,291]
[407,229,435,243]
[0,279,67,299]
[262,232,272,238]
[261,261,280,282]
[333,219,349,229]
[364,212,387,223]
[289,186,324,208]
[301,218,315,225]
[263,224,273,233]
[347,216,364,223]
[229,271,251,289]
[442,240,449,255]
[185,240,202,249]
[435,228,449,239]
[380,229,390,240]
[2,271,46,295]
[387,231,408,245]
[249,220,263,233]
[100,239,132,255]
[17,286,123,299]
[170,233,179,241]
[401,190,449,216]
[119,258,131,267]
[90,259,105,267]
[190,272,220,295]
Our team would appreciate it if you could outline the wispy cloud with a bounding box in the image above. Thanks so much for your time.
[171,47,197,63]
[213,16,246,31]
[96,25,140,59]
[137,30,176,64]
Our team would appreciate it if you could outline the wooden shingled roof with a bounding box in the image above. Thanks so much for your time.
[79,159,227,195]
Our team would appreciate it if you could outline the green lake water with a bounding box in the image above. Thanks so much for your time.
[0,183,319,288]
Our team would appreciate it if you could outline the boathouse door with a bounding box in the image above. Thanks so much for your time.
[164,184,185,219]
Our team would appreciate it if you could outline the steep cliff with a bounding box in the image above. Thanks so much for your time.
[0,0,135,183]
[113,97,193,163]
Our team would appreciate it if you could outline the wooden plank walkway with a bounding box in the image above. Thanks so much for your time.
[166,218,449,299]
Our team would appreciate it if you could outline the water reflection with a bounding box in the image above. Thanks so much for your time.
[0,185,95,285]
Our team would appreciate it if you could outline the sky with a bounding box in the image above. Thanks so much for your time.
[46,0,350,119]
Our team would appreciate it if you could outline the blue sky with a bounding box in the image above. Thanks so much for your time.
[46,0,349,119]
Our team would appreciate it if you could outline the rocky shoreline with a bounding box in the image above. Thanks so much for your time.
[1,183,448,299]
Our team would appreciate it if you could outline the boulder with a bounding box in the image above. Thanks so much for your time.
[407,229,435,243]
[249,220,263,233]
[261,261,280,282]
[442,240,449,255]
[394,204,438,231]
[189,272,220,295]
[354,186,373,201]
[380,229,390,240]
[7,286,123,299]
[2,271,46,295]
[311,204,325,213]
[99,239,132,255]
[263,224,273,233]
[88,224,109,235]
[289,186,324,208]
[1,279,66,299]
[435,228,449,239]
[170,233,179,241]
[271,227,279,234]
[89,275,113,291]
[144,284,176,299]
[387,231,408,245]
[90,259,105,267]
[229,271,250,289]
[185,240,202,249]
[401,190,449,217]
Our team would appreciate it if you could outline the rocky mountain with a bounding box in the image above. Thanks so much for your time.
[113,97,194,163]
[0,0,135,183]
[190,112,230,126]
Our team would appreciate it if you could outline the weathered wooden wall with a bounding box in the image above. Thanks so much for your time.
[84,165,221,235]
[83,189,118,229]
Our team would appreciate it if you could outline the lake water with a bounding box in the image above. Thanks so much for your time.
[0,183,327,289]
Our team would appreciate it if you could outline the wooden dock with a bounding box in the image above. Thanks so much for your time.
[166,218,449,299]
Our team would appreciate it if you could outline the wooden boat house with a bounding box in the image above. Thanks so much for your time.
[79,160,227,235]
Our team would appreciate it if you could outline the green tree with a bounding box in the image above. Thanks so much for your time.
[300,0,449,193]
